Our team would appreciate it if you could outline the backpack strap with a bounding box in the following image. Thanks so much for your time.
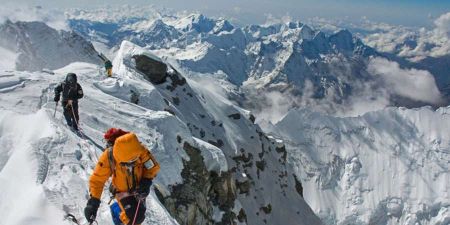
[108,147,116,177]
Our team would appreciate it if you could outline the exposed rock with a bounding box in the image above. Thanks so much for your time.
[236,179,251,195]
[275,145,287,165]
[172,97,180,105]
[208,139,224,148]
[130,89,139,104]
[200,129,206,138]
[293,175,304,197]
[232,150,253,169]
[249,114,256,124]
[166,68,187,91]
[255,160,266,172]
[237,208,248,223]
[132,54,167,84]
[228,113,241,120]
[260,204,272,214]
[155,142,238,225]
[164,108,175,115]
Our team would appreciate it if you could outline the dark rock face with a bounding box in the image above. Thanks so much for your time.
[155,142,238,225]
[293,175,304,197]
[130,89,140,104]
[228,113,241,120]
[132,54,167,84]
[166,68,187,92]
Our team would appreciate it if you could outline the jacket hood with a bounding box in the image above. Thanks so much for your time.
[113,132,146,163]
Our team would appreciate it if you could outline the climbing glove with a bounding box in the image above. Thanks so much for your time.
[84,197,100,223]
[137,178,152,199]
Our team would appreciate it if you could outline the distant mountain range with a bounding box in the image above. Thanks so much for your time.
[66,9,449,113]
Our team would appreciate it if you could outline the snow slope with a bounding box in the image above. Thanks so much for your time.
[0,20,101,71]
[271,107,450,225]
[0,110,68,225]
[0,40,322,225]
[0,46,17,71]
[0,65,180,225]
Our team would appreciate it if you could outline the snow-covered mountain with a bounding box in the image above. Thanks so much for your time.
[0,40,322,225]
[68,10,376,87]
[1,7,449,225]
[308,14,450,98]
[0,20,101,71]
[270,107,450,225]
[66,7,448,119]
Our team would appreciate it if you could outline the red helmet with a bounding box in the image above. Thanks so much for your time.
[104,128,128,144]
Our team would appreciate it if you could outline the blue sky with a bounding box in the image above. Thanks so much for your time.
[4,0,450,27]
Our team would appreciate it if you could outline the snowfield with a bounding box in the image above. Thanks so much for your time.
[0,63,181,225]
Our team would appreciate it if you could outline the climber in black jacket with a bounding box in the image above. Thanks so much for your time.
[54,73,84,130]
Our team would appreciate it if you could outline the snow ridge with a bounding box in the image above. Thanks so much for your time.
[0,20,101,71]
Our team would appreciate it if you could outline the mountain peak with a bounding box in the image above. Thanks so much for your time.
[329,29,355,52]
[299,24,315,40]
[0,20,100,71]
[287,21,303,29]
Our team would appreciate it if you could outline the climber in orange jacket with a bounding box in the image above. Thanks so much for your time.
[84,128,160,225]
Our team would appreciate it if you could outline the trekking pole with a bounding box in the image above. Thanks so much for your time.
[53,101,58,117]
[131,198,142,225]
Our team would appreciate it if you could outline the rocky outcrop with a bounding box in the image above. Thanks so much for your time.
[155,142,238,225]
[132,54,167,84]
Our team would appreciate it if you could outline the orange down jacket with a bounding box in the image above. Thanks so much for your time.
[89,132,160,200]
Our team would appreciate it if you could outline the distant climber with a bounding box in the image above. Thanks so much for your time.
[54,73,84,131]
[84,128,160,225]
[98,53,113,77]
[105,59,113,77]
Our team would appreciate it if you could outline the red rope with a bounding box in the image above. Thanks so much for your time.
[69,103,83,137]
[131,198,142,225]
[70,104,99,162]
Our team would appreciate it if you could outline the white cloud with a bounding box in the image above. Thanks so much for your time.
[308,12,450,60]
[255,90,296,124]
[362,12,450,60]
[0,4,68,30]
[367,57,443,104]
[264,13,292,26]
[434,12,450,38]
[250,79,389,122]
[249,56,443,123]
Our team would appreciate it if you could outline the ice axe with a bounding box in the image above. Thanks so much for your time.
[65,213,97,225]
